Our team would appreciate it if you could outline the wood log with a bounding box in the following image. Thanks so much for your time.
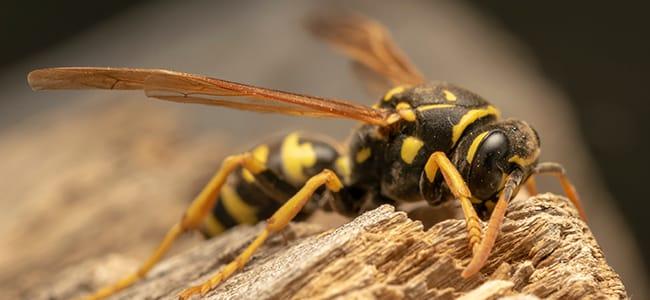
[31,193,627,299]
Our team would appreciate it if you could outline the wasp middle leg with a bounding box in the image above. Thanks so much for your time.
[178,169,344,299]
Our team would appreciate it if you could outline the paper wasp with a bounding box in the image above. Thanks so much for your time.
[27,14,587,300]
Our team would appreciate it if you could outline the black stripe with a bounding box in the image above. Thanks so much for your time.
[254,170,298,202]
[212,196,238,228]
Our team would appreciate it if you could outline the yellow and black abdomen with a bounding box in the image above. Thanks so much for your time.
[202,132,342,237]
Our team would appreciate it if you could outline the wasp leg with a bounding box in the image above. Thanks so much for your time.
[462,170,523,278]
[424,152,483,255]
[85,153,265,300]
[524,176,538,196]
[533,162,587,221]
[178,169,343,300]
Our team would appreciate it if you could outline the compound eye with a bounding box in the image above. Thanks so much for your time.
[468,131,510,199]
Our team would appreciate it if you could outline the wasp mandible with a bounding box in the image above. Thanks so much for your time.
[27,14,586,300]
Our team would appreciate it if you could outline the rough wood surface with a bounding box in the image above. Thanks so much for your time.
[33,194,626,300]
[0,102,223,298]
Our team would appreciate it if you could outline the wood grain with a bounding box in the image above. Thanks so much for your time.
[32,194,627,299]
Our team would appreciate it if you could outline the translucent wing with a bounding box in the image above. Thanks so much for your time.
[28,67,390,125]
[308,14,426,87]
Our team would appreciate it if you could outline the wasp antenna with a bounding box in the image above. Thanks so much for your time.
[462,169,523,278]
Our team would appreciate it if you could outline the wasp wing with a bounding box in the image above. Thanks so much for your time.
[308,14,426,87]
[28,67,389,125]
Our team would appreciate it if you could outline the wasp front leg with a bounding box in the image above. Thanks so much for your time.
[422,152,483,255]
[178,169,344,299]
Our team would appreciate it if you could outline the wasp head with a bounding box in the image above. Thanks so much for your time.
[453,119,540,209]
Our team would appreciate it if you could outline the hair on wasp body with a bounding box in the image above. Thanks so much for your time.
[27,13,587,300]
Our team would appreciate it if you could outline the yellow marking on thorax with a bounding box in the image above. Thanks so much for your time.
[242,144,270,183]
[417,103,455,112]
[400,136,424,164]
[383,85,410,101]
[221,185,258,224]
[452,106,500,144]
[355,147,372,163]
[508,148,541,167]
[466,131,490,164]
[443,90,457,101]
[386,113,402,124]
[281,133,317,185]
[203,215,226,236]
[335,156,352,183]
[396,102,416,122]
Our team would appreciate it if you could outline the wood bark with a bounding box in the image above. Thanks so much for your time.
[32,193,627,300]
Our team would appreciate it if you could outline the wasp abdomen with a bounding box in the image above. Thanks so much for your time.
[202,132,342,237]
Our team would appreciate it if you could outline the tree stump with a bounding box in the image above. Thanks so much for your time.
[32,194,626,299]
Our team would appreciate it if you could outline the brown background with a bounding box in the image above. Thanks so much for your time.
[0,1,646,298]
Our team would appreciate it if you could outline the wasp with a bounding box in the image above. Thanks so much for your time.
[27,14,586,300]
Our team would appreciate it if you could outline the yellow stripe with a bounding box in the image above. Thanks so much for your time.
[424,156,438,183]
[452,106,500,144]
[466,131,490,164]
[443,90,457,101]
[355,147,372,163]
[242,144,270,183]
[281,132,317,185]
[203,215,226,236]
[396,102,416,122]
[221,185,258,224]
[416,103,455,112]
[383,85,409,101]
[400,136,424,164]
[508,148,541,167]
[385,113,402,124]
[335,156,352,182]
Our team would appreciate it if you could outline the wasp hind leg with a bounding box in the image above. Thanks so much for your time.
[85,152,265,300]
[178,169,343,300]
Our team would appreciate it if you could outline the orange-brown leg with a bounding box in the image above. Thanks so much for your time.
[461,170,524,278]
[533,162,587,221]
[424,152,482,255]
[178,169,343,300]
[84,153,265,300]
[525,175,538,196]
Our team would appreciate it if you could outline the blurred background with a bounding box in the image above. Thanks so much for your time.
[1,0,648,298]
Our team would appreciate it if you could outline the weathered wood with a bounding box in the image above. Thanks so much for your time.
[0,102,223,298]
[33,193,627,299]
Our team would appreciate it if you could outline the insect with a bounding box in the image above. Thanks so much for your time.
[27,14,586,300]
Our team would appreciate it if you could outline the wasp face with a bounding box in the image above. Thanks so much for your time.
[467,129,511,199]
[457,119,540,203]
